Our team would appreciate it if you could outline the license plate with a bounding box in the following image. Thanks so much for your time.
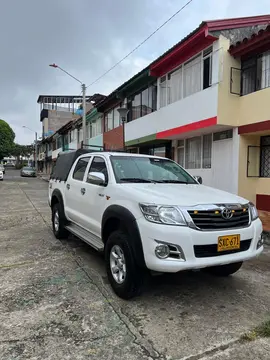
[218,234,240,252]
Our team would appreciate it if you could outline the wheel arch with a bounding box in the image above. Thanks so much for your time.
[102,205,146,269]
[51,189,67,221]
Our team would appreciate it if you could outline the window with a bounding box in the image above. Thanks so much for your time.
[105,110,113,131]
[73,157,91,181]
[127,83,158,121]
[261,51,270,89]
[179,135,214,169]
[203,47,212,89]
[241,51,270,96]
[113,107,120,128]
[160,76,167,108]
[110,156,197,184]
[260,136,270,177]
[132,93,141,120]
[185,136,201,169]
[213,129,233,141]
[177,140,184,167]
[184,55,201,98]
[168,67,182,105]
[159,46,213,107]
[96,117,102,135]
[104,106,123,132]
[56,137,62,149]
[88,157,108,183]
[202,134,212,168]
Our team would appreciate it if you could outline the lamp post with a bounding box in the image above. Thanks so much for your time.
[117,107,129,151]
[22,126,38,168]
[49,63,87,147]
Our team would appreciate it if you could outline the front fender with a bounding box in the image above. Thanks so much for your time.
[102,205,146,269]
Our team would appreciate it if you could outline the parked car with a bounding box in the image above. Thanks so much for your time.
[0,165,5,174]
[48,149,263,299]
[0,170,3,181]
[20,166,36,177]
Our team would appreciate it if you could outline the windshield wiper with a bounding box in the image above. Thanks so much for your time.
[159,180,190,184]
[120,177,160,183]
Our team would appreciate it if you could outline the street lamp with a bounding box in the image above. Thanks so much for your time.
[49,63,87,147]
[117,106,129,151]
[22,126,38,168]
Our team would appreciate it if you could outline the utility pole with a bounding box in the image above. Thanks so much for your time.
[22,126,39,168]
[35,131,38,169]
[82,83,87,147]
[49,63,87,148]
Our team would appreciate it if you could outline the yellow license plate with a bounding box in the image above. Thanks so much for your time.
[218,234,240,252]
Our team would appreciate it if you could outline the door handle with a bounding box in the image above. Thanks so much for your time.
[66,184,70,190]
[81,188,86,195]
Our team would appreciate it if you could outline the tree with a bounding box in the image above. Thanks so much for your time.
[0,119,15,160]
[10,144,34,167]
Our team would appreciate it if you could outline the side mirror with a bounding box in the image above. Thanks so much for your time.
[87,172,106,186]
[194,175,202,184]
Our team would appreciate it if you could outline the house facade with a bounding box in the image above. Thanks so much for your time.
[38,15,270,230]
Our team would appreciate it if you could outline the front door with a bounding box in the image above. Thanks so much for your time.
[212,138,234,193]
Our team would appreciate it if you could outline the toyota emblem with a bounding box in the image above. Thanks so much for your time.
[221,208,233,220]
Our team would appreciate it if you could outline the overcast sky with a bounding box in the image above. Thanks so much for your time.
[0,0,269,144]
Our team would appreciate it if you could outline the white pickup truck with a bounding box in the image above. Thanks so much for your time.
[48,149,263,299]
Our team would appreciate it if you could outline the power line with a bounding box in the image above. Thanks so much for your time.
[86,0,194,89]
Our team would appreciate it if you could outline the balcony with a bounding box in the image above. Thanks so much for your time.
[125,85,218,145]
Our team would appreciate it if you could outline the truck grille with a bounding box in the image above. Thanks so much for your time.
[194,239,252,258]
[188,207,249,230]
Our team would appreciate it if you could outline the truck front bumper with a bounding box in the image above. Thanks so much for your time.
[137,217,263,273]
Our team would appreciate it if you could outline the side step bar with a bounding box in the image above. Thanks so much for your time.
[65,223,104,251]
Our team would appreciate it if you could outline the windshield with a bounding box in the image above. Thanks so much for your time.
[23,167,34,171]
[110,156,197,184]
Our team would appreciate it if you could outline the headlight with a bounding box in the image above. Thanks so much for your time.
[249,202,259,221]
[139,203,187,226]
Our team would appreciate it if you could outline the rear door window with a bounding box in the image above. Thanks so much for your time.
[73,157,91,181]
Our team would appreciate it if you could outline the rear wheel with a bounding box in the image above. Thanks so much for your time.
[105,230,145,299]
[205,261,243,277]
[52,203,69,239]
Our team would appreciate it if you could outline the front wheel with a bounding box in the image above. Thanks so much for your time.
[205,261,243,277]
[52,203,69,239]
[105,230,145,300]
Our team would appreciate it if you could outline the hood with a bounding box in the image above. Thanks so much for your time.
[118,183,248,207]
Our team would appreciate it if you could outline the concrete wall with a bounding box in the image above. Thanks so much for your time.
[238,87,270,126]
[48,110,78,135]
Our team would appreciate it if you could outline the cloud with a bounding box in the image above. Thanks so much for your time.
[0,0,269,144]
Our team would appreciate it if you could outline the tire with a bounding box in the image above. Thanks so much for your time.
[52,203,69,239]
[205,261,243,277]
[105,230,145,300]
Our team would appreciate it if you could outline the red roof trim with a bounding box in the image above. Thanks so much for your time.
[207,15,270,31]
[229,25,270,57]
[150,25,207,71]
[156,116,217,139]
[150,26,217,77]
[238,120,270,135]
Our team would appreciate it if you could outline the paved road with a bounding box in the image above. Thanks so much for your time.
[1,170,270,360]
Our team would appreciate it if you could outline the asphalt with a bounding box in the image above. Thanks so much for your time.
[0,169,270,360]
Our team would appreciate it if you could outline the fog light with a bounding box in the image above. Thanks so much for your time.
[155,244,170,259]
[257,234,264,249]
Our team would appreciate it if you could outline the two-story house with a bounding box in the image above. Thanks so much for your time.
[97,15,270,229]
